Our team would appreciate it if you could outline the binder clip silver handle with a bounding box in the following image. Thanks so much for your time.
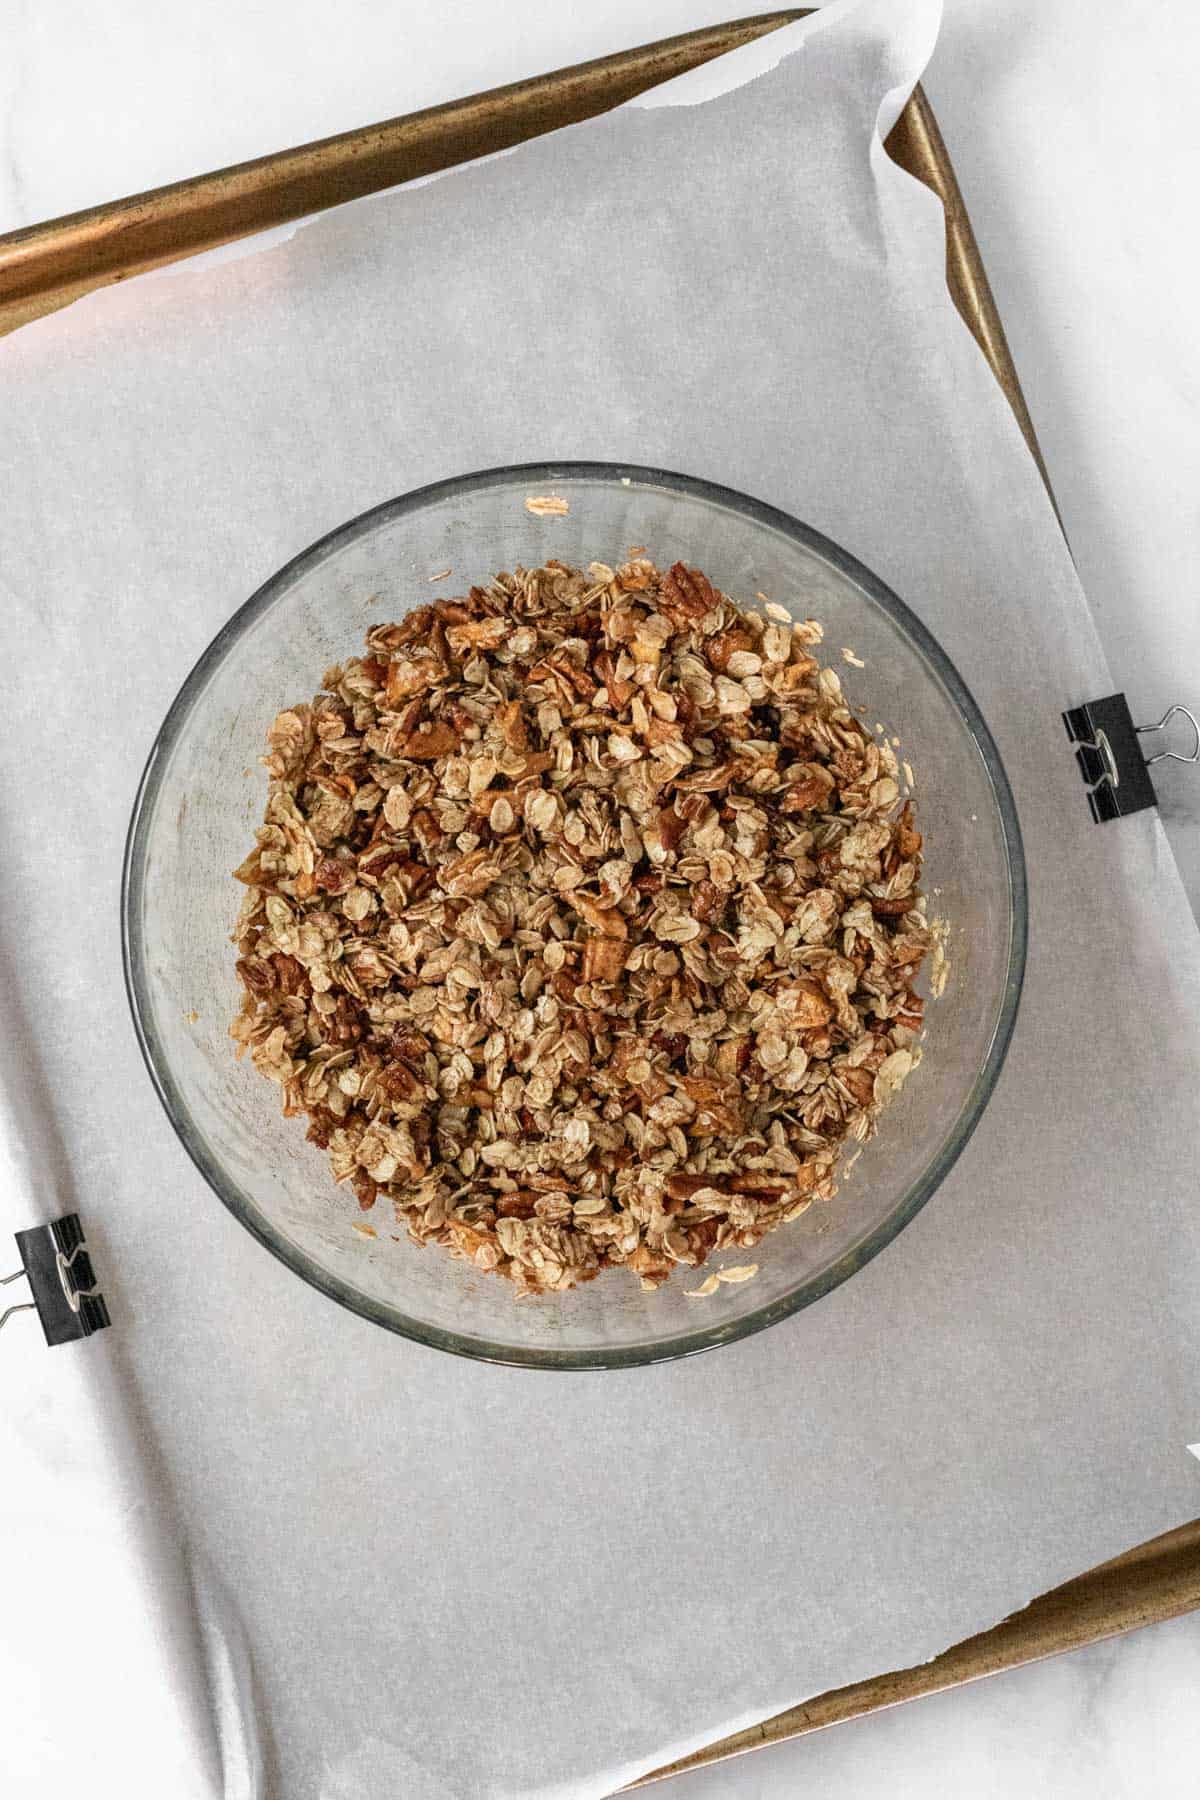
[0,1266,37,1333]
[1137,704,1200,768]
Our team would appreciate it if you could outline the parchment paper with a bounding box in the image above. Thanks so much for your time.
[3,2,1199,1796]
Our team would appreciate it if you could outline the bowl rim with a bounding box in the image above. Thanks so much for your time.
[122,460,1028,1370]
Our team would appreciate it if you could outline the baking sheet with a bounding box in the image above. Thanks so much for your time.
[3,1,1200,1796]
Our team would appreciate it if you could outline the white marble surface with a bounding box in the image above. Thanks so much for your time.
[3,2,1198,1794]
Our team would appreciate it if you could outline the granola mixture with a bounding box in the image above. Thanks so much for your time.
[231,558,930,1295]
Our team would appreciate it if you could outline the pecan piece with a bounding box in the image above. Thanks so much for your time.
[783,979,835,1030]
[870,894,913,918]
[574,898,628,939]
[780,763,837,813]
[896,801,923,859]
[234,956,275,996]
[594,650,634,709]
[627,1243,673,1282]
[390,1025,431,1066]
[837,1065,876,1108]
[895,991,925,1031]
[659,562,718,625]
[691,880,725,925]
[313,855,354,895]
[271,952,309,996]
[385,653,444,705]
[495,699,528,751]
[378,1061,425,1103]
[704,627,756,673]
[445,617,509,653]
[582,939,629,983]
[400,720,458,762]
[324,995,367,1047]
[304,1107,337,1151]
[496,1193,539,1219]
[352,1171,379,1211]
[410,809,445,855]
[665,1172,723,1203]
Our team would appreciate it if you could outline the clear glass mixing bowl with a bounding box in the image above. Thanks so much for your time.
[122,464,1026,1368]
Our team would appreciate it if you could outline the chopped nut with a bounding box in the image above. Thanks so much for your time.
[401,721,457,761]
[659,562,718,625]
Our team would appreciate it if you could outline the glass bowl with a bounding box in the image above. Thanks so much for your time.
[122,463,1026,1368]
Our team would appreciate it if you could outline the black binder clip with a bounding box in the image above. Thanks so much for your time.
[1,1213,111,1346]
[1062,696,1199,824]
